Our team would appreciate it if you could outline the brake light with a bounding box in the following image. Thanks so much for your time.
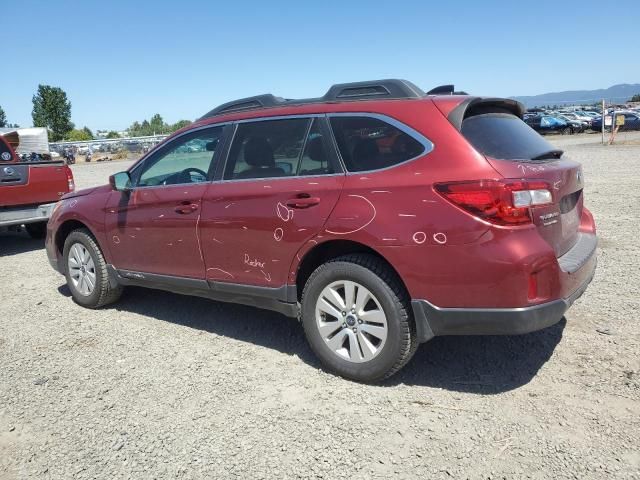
[434,180,552,225]
[66,167,75,192]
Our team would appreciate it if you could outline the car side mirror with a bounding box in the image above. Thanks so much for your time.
[109,171,132,192]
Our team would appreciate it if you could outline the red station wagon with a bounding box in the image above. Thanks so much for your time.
[46,80,597,382]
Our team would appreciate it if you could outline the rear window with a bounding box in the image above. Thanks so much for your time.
[0,138,15,162]
[461,113,559,161]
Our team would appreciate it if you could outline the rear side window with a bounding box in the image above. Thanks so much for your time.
[225,118,309,180]
[330,116,425,172]
[0,138,15,162]
[224,118,339,180]
[461,113,559,161]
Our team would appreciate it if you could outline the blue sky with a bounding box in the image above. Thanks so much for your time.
[2,0,638,131]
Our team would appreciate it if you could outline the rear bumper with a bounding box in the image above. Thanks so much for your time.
[0,202,56,227]
[412,252,596,342]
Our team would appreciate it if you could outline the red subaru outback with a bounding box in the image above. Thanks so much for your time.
[46,80,597,382]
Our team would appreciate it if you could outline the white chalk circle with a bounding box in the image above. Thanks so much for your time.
[274,228,284,241]
[276,202,293,222]
[433,233,447,244]
[412,232,427,244]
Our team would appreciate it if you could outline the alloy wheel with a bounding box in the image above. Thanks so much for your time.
[67,243,96,296]
[315,280,388,363]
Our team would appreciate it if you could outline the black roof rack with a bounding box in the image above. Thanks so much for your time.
[199,79,458,120]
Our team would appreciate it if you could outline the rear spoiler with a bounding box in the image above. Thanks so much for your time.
[446,97,526,131]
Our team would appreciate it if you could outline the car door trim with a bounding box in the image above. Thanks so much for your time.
[108,266,298,317]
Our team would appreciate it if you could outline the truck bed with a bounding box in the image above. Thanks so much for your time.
[1,161,72,208]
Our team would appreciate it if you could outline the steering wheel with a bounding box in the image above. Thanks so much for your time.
[162,167,208,185]
[181,167,208,182]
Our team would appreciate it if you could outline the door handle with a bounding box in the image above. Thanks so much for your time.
[174,201,199,214]
[286,195,320,209]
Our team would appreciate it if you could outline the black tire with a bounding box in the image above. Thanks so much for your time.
[25,221,47,239]
[62,228,123,308]
[301,254,417,382]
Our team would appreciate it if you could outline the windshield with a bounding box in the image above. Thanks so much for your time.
[461,113,561,161]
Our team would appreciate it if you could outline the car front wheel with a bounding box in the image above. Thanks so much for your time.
[63,228,123,308]
[301,254,417,382]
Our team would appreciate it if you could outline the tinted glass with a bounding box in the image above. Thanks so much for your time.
[138,127,223,186]
[0,138,15,162]
[298,119,334,175]
[224,118,310,180]
[330,116,424,172]
[461,113,559,161]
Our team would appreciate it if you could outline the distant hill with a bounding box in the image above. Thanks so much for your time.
[511,84,640,107]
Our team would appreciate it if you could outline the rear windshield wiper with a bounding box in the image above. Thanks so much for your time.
[531,149,563,161]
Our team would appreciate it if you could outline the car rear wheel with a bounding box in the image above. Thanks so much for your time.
[63,229,123,308]
[301,254,417,382]
[25,221,47,239]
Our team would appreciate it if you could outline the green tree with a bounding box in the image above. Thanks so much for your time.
[32,85,73,141]
[0,105,6,127]
[82,126,94,139]
[630,94,640,102]
[149,113,165,134]
[106,130,120,139]
[128,115,192,137]
[66,128,93,141]
[172,119,192,131]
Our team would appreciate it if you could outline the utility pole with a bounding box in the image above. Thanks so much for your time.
[601,99,605,145]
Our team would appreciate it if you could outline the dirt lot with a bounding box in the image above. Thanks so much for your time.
[1,132,639,479]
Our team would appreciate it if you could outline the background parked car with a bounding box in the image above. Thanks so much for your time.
[557,115,588,133]
[524,114,573,134]
[557,112,591,123]
[591,112,640,131]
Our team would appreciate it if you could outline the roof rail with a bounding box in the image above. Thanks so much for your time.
[199,94,286,119]
[199,79,459,120]
[323,79,425,101]
[426,85,455,95]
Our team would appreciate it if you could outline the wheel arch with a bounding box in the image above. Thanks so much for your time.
[55,219,98,258]
[293,239,409,302]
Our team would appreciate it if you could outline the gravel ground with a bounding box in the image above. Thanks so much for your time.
[1,132,639,479]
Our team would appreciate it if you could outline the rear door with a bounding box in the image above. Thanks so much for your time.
[199,116,344,287]
[104,125,227,278]
[461,112,584,256]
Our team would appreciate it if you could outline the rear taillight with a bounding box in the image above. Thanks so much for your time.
[66,167,75,192]
[434,180,552,226]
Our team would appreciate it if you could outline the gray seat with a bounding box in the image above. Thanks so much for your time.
[235,137,285,179]
[300,137,330,175]
[351,138,380,171]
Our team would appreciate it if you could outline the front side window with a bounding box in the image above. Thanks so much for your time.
[330,116,425,172]
[137,126,223,187]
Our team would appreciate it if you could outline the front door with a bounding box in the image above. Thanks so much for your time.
[200,117,344,287]
[104,125,226,278]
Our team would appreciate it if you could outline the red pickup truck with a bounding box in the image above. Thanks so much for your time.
[0,135,75,238]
